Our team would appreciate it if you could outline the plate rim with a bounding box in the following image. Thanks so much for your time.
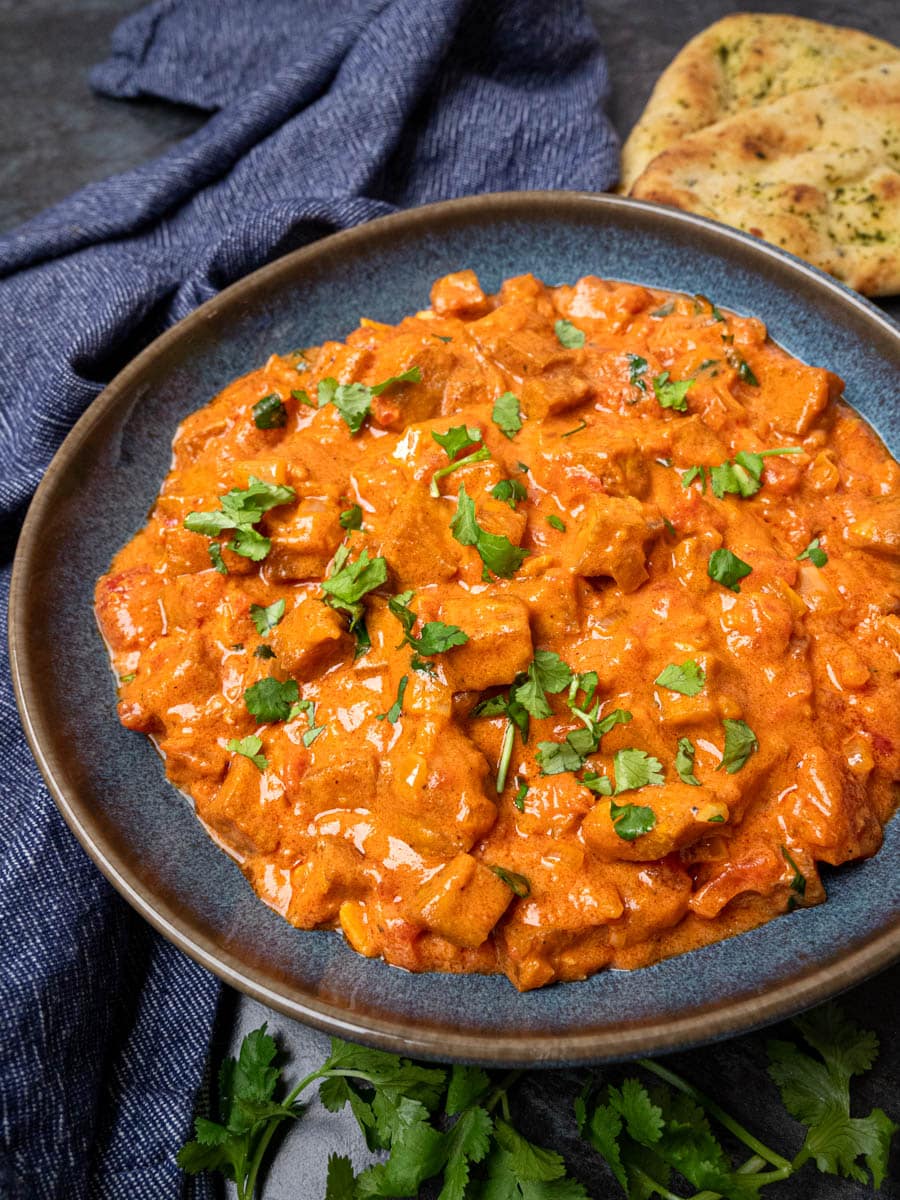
[10,189,900,1065]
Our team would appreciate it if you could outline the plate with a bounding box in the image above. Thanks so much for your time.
[10,192,900,1065]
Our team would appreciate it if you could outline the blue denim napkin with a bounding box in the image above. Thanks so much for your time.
[0,2,616,1194]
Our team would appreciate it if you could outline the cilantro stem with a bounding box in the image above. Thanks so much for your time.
[486,1069,524,1114]
[429,445,491,496]
[496,720,516,793]
[638,1060,791,1171]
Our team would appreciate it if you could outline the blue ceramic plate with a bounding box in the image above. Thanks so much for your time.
[10,193,900,1065]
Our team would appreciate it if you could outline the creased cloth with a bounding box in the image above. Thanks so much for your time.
[0,1,617,1195]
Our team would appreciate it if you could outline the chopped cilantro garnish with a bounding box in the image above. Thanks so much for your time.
[536,739,585,776]
[651,300,675,317]
[185,476,296,562]
[250,599,285,637]
[513,777,529,811]
[626,352,648,392]
[537,707,632,776]
[582,770,612,795]
[694,293,725,321]
[253,645,276,660]
[432,424,482,459]
[653,371,693,412]
[798,537,828,567]
[781,845,806,900]
[377,675,409,723]
[321,545,387,645]
[288,698,325,746]
[554,319,585,349]
[208,542,228,574]
[609,799,657,840]
[546,514,566,532]
[719,718,758,773]
[252,393,287,429]
[708,547,752,591]
[119,673,136,684]
[450,484,529,579]
[387,591,469,666]
[613,748,664,793]
[491,392,522,439]
[339,504,363,531]
[682,464,708,492]
[513,650,573,720]
[736,357,760,386]
[488,864,531,898]
[674,736,701,786]
[654,659,705,696]
[291,388,314,407]
[244,677,299,723]
[317,367,420,433]
[490,478,528,509]
[429,426,491,496]
[227,734,267,771]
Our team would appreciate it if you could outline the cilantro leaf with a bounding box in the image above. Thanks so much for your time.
[387,591,469,663]
[493,1119,572,1181]
[325,1154,356,1200]
[250,599,285,636]
[654,660,705,696]
[652,371,693,412]
[536,739,585,776]
[291,387,314,407]
[781,845,806,901]
[450,485,529,578]
[252,393,287,429]
[719,718,758,774]
[514,777,529,810]
[438,1106,494,1200]
[582,770,612,795]
[493,392,523,439]
[253,645,276,660]
[433,425,483,459]
[546,515,566,532]
[610,1080,665,1145]
[513,651,574,719]
[708,547,752,592]
[681,465,707,492]
[735,357,760,387]
[244,677,299,723]
[322,545,388,631]
[492,478,529,509]
[797,537,828,567]
[340,504,363,531]
[227,735,267,771]
[554,319,586,349]
[674,737,701,786]
[288,697,324,746]
[626,353,648,393]
[318,367,420,434]
[209,542,228,574]
[377,675,409,723]
[446,1065,491,1115]
[489,865,531,898]
[185,476,295,561]
[609,800,657,840]
[613,749,664,793]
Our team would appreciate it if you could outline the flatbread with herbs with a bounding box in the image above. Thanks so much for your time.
[621,13,899,191]
[629,63,900,296]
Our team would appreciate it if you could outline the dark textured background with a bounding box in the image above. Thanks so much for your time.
[1,1,897,1197]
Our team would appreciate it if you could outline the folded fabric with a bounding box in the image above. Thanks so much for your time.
[0,2,617,1195]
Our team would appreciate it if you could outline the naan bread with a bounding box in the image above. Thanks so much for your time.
[620,14,900,191]
[629,64,900,297]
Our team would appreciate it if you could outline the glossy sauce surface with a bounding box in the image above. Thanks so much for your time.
[95,272,900,991]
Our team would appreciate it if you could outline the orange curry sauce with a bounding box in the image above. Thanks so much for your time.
[95,271,900,991]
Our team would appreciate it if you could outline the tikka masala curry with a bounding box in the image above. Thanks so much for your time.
[96,271,900,991]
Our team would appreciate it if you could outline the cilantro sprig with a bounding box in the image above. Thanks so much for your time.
[653,371,693,412]
[450,484,529,580]
[682,448,802,499]
[184,476,296,562]
[492,392,523,439]
[180,1004,895,1200]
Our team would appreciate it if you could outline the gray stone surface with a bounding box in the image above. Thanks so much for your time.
[1,2,898,1197]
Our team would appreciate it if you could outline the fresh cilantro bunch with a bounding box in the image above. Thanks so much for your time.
[579,1004,896,1200]
[179,1004,895,1200]
[180,1032,587,1200]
